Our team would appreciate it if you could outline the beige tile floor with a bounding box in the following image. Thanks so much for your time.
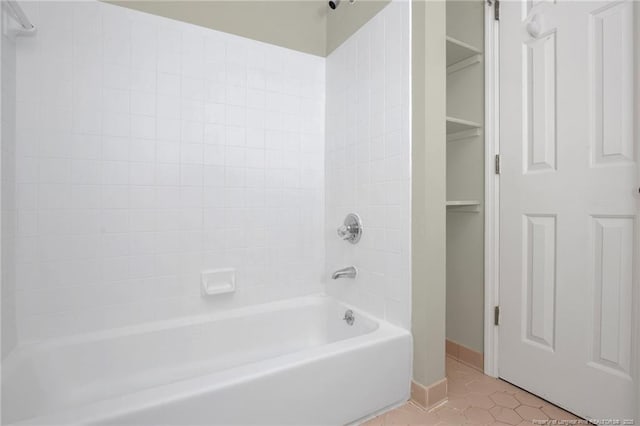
[362,357,582,425]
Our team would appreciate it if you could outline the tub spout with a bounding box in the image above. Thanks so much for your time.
[331,266,357,280]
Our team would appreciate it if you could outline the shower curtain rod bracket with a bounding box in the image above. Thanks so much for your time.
[4,0,37,36]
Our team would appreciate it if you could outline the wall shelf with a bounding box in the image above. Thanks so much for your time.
[447,54,482,75]
[446,36,482,67]
[446,200,481,207]
[446,116,482,134]
[446,200,481,213]
[447,128,482,142]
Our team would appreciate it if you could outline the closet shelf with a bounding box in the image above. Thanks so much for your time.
[446,200,481,212]
[447,128,482,142]
[446,200,481,207]
[447,54,481,75]
[446,116,482,134]
[446,36,482,67]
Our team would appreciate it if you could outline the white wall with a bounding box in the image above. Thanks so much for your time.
[1,9,18,358]
[12,1,325,342]
[325,0,411,329]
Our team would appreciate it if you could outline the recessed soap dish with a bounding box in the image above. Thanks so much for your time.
[201,268,236,296]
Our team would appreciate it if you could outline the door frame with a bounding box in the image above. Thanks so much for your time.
[634,2,640,420]
[483,0,640,419]
[483,0,500,378]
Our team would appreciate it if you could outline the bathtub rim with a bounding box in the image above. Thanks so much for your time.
[3,294,412,425]
[7,293,382,353]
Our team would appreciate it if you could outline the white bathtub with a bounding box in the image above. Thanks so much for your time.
[1,295,412,425]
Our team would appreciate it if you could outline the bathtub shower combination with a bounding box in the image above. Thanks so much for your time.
[1,0,412,424]
[4,297,411,424]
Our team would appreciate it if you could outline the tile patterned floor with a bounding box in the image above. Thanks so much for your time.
[362,357,582,425]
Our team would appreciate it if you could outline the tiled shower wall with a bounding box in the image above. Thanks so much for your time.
[325,1,411,329]
[1,14,18,357]
[13,1,325,342]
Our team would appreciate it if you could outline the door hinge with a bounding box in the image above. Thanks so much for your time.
[494,154,500,174]
[494,0,500,20]
[494,306,500,326]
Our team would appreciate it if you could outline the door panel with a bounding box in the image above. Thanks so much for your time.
[590,216,634,376]
[524,32,557,173]
[590,2,634,166]
[523,214,557,351]
[499,0,637,420]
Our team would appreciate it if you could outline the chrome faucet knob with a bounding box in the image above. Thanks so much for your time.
[337,224,350,239]
[336,213,362,244]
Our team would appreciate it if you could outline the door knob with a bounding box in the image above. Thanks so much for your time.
[526,14,542,38]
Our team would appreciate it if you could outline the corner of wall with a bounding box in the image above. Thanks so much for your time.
[411,0,447,389]
[325,0,392,56]
[411,378,448,410]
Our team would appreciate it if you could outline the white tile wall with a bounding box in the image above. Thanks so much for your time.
[325,0,412,329]
[1,11,18,358]
[13,1,325,341]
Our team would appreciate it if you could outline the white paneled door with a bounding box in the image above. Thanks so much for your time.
[499,0,637,420]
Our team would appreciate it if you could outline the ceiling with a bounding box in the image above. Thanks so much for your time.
[106,0,390,57]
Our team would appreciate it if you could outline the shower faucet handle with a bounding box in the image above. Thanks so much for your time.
[336,213,362,244]
[337,224,353,239]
